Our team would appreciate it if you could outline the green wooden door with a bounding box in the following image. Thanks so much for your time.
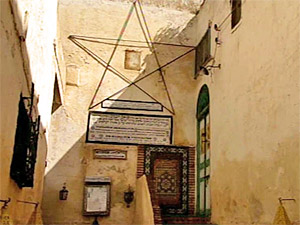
[196,85,211,218]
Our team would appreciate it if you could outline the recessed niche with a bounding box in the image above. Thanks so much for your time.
[124,50,141,71]
[66,64,80,86]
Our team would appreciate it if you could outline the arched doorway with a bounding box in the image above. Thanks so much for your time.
[196,84,211,219]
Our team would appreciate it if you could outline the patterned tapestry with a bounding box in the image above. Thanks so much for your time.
[144,145,189,215]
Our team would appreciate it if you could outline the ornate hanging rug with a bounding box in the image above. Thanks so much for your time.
[143,145,190,215]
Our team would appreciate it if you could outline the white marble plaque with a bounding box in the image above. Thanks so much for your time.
[87,112,172,145]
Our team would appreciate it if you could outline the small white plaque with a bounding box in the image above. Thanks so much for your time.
[101,99,163,111]
[94,150,127,160]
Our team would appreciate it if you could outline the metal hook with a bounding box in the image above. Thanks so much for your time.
[0,198,11,208]
[17,200,39,208]
[279,197,296,204]
[214,24,221,31]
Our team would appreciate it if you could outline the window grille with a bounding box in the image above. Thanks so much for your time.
[232,0,242,29]
[10,93,40,188]
[195,28,211,78]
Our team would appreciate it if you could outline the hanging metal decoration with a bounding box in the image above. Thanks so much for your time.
[68,0,198,115]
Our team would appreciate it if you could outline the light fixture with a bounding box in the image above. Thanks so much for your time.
[124,185,134,208]
[200,64,221,76]
[59,183,69,200]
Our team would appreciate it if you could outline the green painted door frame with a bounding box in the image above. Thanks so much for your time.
[196,85,211,217]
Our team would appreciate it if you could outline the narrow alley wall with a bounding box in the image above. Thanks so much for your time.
[0,0,59,223]
[42,0,198,224]
[193,0,300,224]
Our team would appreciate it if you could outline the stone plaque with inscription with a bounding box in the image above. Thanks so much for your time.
[94,149,127,160]
[101,99,163,111]
[86,112,173,145]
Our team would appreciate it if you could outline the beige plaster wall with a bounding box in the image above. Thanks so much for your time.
[194,0,300,224]
[85,144,138,225]
[0,0,58,224]
[43,0,198,224]
[43,0,300,224]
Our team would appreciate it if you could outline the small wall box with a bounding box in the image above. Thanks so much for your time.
[83,177,111,216]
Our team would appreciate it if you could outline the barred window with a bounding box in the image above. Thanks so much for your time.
[195,28,211,77]
[232,0,242,29]
[10,94,40,188]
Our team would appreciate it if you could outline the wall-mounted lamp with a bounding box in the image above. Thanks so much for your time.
[200,64,221,76]
[124,185,134,208]
[59,183,69,200]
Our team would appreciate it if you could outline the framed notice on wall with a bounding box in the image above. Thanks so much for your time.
[83,177,111,216]
[86,111,173,145]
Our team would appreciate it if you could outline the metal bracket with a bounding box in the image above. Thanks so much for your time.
[279,197,296,204]
[21,82,40,137]
[17,200,39,208]
[21,82,35,117]
[0,198,11,208]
